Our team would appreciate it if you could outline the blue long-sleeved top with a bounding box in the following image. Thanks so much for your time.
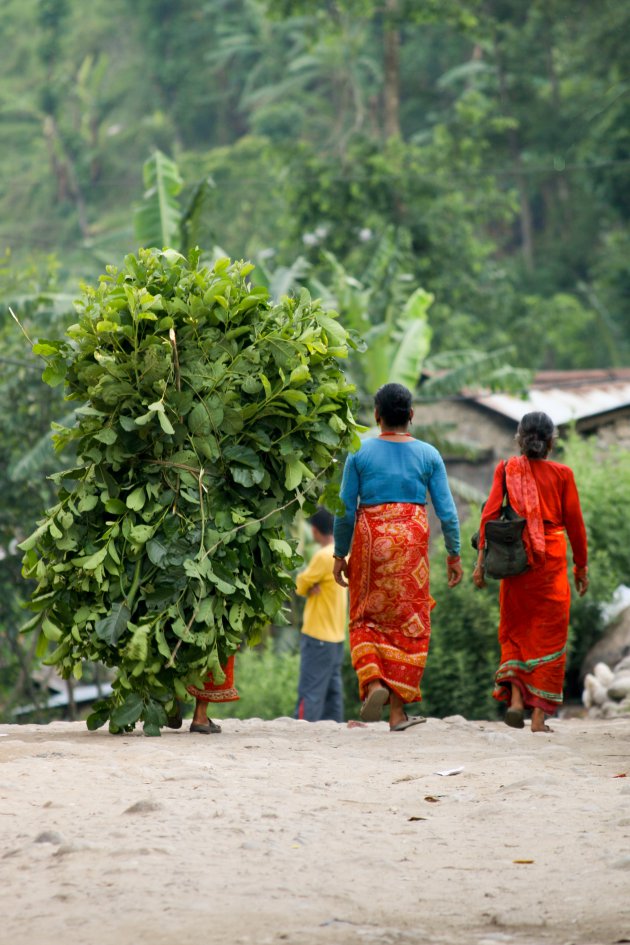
[333,437,461,557]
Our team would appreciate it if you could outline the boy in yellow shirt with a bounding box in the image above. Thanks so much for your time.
[295,507,347,722]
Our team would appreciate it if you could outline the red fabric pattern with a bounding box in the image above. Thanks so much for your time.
[494,530,570,713]
[479,459,587,567]
[505,455,546,568]
[348,503,435,704]
[187,654,239,703]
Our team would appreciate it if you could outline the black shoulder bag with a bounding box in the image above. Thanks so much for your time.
[471,462,529,579]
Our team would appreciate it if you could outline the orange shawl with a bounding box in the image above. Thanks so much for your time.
[505,456,546,568]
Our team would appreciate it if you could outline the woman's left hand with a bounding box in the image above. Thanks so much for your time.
[333,557,349,588]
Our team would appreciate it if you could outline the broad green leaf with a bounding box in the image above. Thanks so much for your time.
[157,410,175,435]
[284,456,303,490]
[110,692,144,729]
[289,364,310,385]
[134,411,155,426]
[126,487,146,511]
[94,428,117,445]
[269,538,293,557]
[129,524,155,544]
[147,538,169,567]
[42,360,67,387]
[188,402,210,436]
[134,150,183,249]
[71,546,108,570]
[95,602,131,646]
[105,498,127,515]
[42,617,63,642]
[316,313,347,346]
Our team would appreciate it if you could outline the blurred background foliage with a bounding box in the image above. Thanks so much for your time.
[1,0,630,721]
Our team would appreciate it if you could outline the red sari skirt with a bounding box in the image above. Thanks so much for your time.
[348,503,435,704]
[187,654,239,704]
[493,529,569,714]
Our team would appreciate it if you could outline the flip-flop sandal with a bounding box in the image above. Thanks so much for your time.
[505,708,525,729]
[190,720,222,734]
[165,701,183,730]
[390,715,427,732]
[360,686,389,722]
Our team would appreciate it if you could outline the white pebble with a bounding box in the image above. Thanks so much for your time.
[594,662,615,686]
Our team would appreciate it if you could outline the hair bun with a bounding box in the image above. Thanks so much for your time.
[516,411,555,459]
[522,433,547,458]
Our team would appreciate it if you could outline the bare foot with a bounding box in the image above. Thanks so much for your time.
[510,683,524,712]
[531,708,552,733]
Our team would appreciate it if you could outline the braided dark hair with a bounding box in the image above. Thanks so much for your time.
[374,383,413,428]
[516,411,556,459]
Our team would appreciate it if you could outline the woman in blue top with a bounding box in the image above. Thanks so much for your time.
[333,383,462,730]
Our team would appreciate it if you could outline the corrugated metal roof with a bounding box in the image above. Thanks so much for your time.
[472,369,630,426]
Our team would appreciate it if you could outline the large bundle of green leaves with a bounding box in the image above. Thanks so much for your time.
[20,248,361,734]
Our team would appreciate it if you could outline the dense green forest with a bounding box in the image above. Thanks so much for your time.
[1,0,629,722]
[3,0,629,365]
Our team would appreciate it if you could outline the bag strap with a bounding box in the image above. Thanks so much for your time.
[501,460,515,513]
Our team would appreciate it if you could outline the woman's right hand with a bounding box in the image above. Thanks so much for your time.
[472,563,486,589]
[333,556,349,588]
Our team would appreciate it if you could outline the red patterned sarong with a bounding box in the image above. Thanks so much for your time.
[348,503,435,704]
[187,655,239,703]
[493,529,569,713]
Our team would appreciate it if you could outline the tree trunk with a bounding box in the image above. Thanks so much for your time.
[42,115,89,239]
[383,0,401,139]
[494,39,534,271]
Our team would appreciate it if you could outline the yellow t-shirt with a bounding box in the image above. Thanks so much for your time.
[295,544,347,643]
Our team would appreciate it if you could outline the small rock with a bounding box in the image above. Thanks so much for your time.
[124,799,161,815]
[611,855,630,870]
[593,662,615,686]
[35,831,63,845]
[583,673,607,708]
[601,700,622,718]
[614,654,630,674]
[608,675,630,701]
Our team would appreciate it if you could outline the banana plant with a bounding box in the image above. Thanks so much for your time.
[310,233,530,401]
[133,151,184,249]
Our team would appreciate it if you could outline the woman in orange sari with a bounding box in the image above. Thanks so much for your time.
[473,412,588,732]
[333,383,463,730]
[168,656,239,734]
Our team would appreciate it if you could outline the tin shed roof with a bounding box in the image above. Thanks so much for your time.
[471,369,630,427]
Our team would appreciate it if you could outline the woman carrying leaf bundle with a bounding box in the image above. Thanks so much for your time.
[332,383,462,730]
[473,412,589,732]
[19,249,362,735]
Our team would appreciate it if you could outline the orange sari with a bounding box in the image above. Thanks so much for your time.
[187,654,239,703]
[348,503,435,704]
[480,457,587,714]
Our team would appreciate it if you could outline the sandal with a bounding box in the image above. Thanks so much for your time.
[505,707,525,729]
[360,686,389,722]
[190,719,222,734]
[165,701,183,730]
[390,714,427,732]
